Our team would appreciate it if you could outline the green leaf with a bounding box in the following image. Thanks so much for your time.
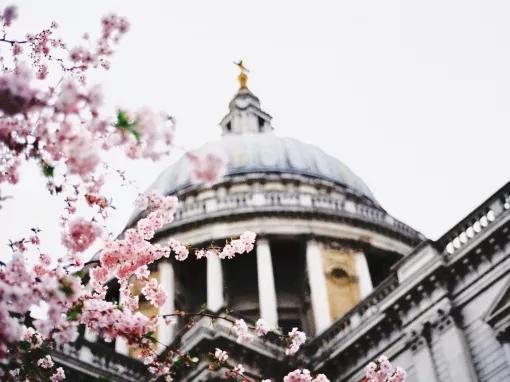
[131,128,141,142]
[173,356,182,369]
[18,340,31,351]
[116,110,141,142]
[143,331,157,344]
[73,270,85,279]
[66,302,83,321]
[42,162,54,177]
[116,111,130,128]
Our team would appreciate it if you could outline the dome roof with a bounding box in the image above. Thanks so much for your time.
[150,133,377,203]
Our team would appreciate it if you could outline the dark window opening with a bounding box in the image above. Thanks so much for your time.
[365,249,401,287]
[173,257,207,330]
[270,238,308,332]
[330,267,349,279]
[258,116,265,132]
[226,122,232,132]
[278,318,302,335]
[224,250,259,321]
[94,279,120,348]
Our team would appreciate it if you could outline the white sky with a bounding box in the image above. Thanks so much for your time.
[2,0,510,259]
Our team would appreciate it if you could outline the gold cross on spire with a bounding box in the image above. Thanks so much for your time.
[234,60,249,89]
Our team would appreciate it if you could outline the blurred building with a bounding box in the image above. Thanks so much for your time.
[55,72,510,382]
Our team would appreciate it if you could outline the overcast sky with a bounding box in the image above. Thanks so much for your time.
[2,0,510,258]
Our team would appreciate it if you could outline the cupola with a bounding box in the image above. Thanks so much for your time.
[220,61,273,135]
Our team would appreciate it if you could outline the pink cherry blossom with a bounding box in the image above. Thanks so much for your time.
[220,243,236,259]
[2,5,18,26]
[283,369,312,382]
[89,266,109,288]
[195,248,207,259]
[312,375,330,382]
[286,327,306,355]
[255,318,269,336]
[187,150,227,185]
[37,355,55,369]
[281,370,329,382]
[365,356,406,382]
[168,238,189,261]
[62,217,101,253]
[141,278,167,308]
[233,318,253,344]
[233,364,245,376]
[50,367,66,382]
[388,367,406,382]
[214,348,229,362]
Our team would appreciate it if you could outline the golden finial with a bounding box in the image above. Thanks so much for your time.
[234,60,249,89]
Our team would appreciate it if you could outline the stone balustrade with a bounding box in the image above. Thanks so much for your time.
[52,341,147,381]
[438,182,510,257]
[170,312,285,358]
[307,273,399,360]
[168,189,420,243]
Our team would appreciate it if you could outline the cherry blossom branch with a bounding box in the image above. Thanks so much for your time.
[0,5,408,382]
[0,36,27,45]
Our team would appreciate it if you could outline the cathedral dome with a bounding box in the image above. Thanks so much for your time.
[150,133,376,203]
[121,69,423,358]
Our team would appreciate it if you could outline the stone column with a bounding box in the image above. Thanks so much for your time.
[79,328,97,362]
[84,327,97,342]
[306,240,332,334]
[502,341,510,367]
[115,290,129,356]
[256,238,278,329]
[353,251,373,298]
[207,253,224,312]
[437,319,478,381]
[411,337,439,382]
[157,261,175,353]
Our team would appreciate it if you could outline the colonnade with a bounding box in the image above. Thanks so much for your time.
[116,238,374,351]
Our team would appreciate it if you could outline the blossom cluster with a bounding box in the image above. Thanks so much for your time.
[79,298,156,344]
[213,348,330,382]
[0,4,176,205]
[233,318,255,344]
[0,189,256,380]
[282,369,330,382]
[37,355,54,369]
[95,192,179,282]
[286,327,307,355]
[9,365,65,382]
[92,191,256,288]
[0,5,408,382]
[194,230,256,260]
[187,150,228,185]
[0,247,83,380]
[365,356,406,382]
[140,277,167,307]
[215,348,229,362]
[61,217,102,254]
[0,252,83,354]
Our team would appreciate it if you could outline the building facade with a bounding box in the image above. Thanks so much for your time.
[55,74,510,381]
